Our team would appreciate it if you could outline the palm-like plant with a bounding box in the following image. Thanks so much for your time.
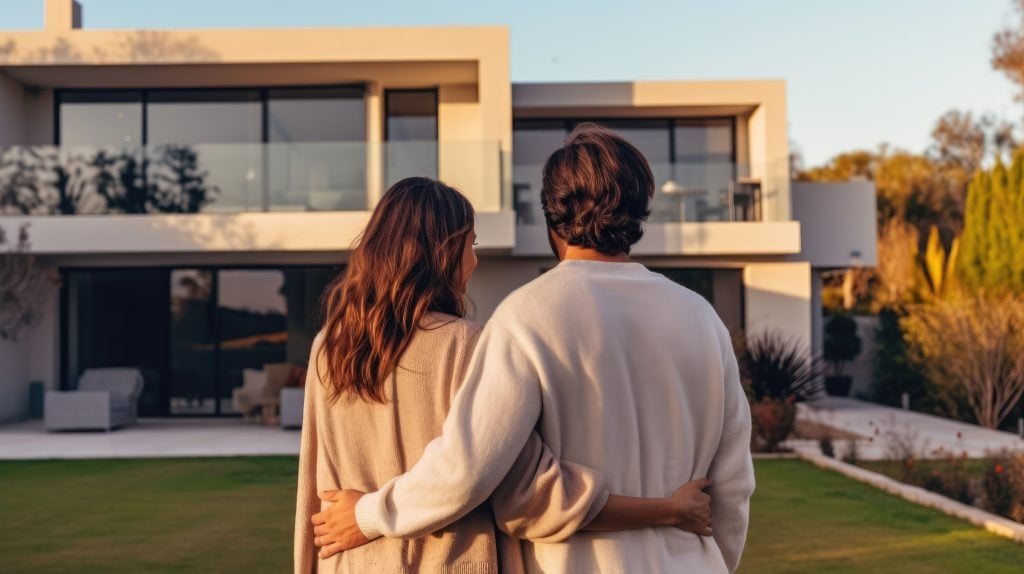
[738,330,824,402]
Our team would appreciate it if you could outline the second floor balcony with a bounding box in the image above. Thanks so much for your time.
[0,140,506,216]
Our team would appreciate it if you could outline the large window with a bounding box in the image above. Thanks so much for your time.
[64,266,337,417]
[385,89,438,186]
[268,87,366,210]
[54,87,367,214]
[512,117,738,223]
[59,91,143,148]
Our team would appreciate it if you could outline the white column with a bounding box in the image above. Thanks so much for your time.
[743,261,812,349]
[364,82,383,209]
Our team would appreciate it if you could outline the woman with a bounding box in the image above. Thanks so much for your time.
[294,177,712,573]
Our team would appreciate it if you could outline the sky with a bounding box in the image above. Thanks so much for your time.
[1,0,1020,166]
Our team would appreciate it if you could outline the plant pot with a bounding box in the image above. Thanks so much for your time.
[825,375,853,397]
[750,398,796,452]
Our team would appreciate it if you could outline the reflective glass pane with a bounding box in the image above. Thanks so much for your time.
[59,92,143,147]
[386,90,438,185]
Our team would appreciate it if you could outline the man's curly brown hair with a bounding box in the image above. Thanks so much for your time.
[540,123,654,255]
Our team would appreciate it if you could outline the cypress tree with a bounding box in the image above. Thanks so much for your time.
[957,152,1024,293]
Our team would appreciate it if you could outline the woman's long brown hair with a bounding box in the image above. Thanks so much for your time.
[318,177,475,404]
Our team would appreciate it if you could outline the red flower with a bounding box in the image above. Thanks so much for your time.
[995,464,1005,474]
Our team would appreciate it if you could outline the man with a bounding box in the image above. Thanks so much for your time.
[313,124,754,572]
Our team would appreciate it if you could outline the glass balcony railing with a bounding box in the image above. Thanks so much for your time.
[512,160,784,224]
[0,140,506,216]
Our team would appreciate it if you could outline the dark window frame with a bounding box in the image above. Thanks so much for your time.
[512,116,738,173]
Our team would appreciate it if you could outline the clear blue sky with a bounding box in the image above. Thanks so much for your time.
[2,0,1019,165]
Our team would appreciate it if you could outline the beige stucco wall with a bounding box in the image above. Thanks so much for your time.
[1,21,512,208]
[743,261,812,348]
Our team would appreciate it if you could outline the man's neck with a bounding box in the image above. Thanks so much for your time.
[562,246,631,263]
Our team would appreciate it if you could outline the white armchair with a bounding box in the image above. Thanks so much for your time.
[232,368,268,420]
[45,368,144,432]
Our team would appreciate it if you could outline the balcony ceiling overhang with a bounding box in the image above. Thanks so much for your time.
[1,60,479,89]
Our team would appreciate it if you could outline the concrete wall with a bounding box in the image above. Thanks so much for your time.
[0,72,26,146]
[514,221,801,257]
[466,257,549,320]
[0,335,32,422]
[743,261,812,348]
[792,181,878,268]
[0,275,58,423]
[849,315,879,397]
[0,212,516,255]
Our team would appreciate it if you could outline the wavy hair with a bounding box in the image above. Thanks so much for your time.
[318,177,475,403]
[541,123,654,255]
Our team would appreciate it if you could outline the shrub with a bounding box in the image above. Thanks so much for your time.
[824,313,862,377]
[980,452,1024,522]
[738,330,824,402]
[901,294,1024,429]
[841,439,860,465]
[819,437,835,458]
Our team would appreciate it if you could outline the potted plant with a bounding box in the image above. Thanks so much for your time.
[823,313,862,396]
[737,330,824,452]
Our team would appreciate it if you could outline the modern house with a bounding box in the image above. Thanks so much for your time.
[0,0,876,422]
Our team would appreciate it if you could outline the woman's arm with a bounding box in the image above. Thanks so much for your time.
[584,479,713,535]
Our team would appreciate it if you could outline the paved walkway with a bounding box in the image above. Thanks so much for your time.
[0,418,300,460]
[796,397,1024,460]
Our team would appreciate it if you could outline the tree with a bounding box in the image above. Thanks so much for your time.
[993,0,1024,101]
[957,152,1024,293]
[902,294,1024,429]
[823,314,862,378]
[0,224,57,340]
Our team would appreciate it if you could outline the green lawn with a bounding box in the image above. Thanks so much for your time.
[0,457,1021,573]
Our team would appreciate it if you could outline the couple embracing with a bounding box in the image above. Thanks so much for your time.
[294,124,754,573]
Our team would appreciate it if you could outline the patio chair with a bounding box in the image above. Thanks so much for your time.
[45,368,144,432]
[232,368,268,420]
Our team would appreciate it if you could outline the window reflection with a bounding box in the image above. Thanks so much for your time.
[385,89,438,186]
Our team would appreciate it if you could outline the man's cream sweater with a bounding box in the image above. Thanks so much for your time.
[294,315,608,573]
[355,259,755,573]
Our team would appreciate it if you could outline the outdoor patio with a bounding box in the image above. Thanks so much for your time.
[0,418,300,460]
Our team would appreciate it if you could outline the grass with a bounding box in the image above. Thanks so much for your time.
[0,457,1021,573]
[742,459,1024,573]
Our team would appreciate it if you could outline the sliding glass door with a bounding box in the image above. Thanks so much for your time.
[64,265,337,416]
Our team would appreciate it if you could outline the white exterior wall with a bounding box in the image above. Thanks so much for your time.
[743,262,812,349]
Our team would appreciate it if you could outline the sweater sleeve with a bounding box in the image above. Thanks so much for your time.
[354,321,542,540]
[489,431,609,542]
[709,327,755,573]
[293,335,323,574]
